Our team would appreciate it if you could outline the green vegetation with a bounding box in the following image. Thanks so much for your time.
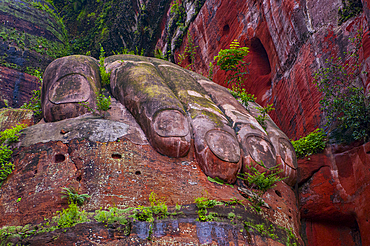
[20,70,43,117]
[207,176,233,187]
[61,187,90,206]
[133,192,168,222]
[0,124,27,145]
[99,45,111,86]
[238,162,285,195]
[338,0,363,25]
[0,25,69,59]
[255,104,275,130]
[314,30,370,144]
[214,39,249,88]
[79,89,111,118]
[0,124,27,187]
[56,202,90,229]
[0,193,298,245]
[229,88,256,107]
[194,197,223,222]
[28,1,69,45]
[177,33,198,71]
[291,128,326,158]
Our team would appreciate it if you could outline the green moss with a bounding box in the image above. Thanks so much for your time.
[0,26,70,59]
[0,0,68,45]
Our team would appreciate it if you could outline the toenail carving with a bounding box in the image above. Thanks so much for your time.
[278,138,297,169]
[153,110,189,137]
[205,129,240,163]
[49,74,90,104]
[244,134,276,168]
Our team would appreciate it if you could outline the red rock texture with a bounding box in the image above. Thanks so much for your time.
[0,108,34,131]
[0,66,40,109]
[303,220,361,246]
[0,0,66,110]
[299,142,370,246]
[0,115,302,245]
[158,0,370,141]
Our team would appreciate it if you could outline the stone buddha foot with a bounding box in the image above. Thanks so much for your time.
[42,54,297,186]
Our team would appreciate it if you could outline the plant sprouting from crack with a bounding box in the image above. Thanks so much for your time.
[79,89,111,118]
[61,187,90,206]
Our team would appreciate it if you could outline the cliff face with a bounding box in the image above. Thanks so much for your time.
[156,0,370,245]
[158,0,368,141]
[1,0,370,245]
[0,0,68,108]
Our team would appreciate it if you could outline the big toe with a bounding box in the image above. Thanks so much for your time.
[42,55,101,122]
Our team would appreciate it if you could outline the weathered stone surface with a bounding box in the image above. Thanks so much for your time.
[0,117,301,245]
[0,0,69,110]
[158,0,369,142]
[0,55,302,244]
[0,66,40,109]
[299,142,370,246]
[42,55,101,122]
[0,108,34,131]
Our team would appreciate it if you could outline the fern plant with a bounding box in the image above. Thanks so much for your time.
[238,162,285,195]
[61,187,90,206]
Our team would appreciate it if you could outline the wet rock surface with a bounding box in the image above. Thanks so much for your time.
[158,0,370,142]
[298,142,370,246]
[0,118,301,245]
[0,55,301,245]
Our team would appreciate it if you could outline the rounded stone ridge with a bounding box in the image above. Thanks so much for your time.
[205,129,240,163]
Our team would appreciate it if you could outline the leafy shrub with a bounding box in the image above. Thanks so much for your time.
[238,162,285,194]
[133,192,168,222]
[21,70,42,117]
[96,90,111,114]
[214,39,249,87]
[99,45,111,86]
[314,30,370,143]
[0,124,27,186]
[177,33,198,71]
[56,202,90,228]
[291,128,326,158]
[61,187,90,206]
[228,88,256,108]
[79,89,111,118]
[0,124,27,145]
[255,104,275,130]
[0,145,13,184]
[194,197,222,221]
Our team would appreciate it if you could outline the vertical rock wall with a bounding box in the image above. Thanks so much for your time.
[0,0,69,108]
[157,0,369,141]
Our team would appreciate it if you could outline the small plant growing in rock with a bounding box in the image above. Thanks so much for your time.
[194,197,222,221]
[238,162,285,195]
[177,33,198,71]
[214,39,249,88]
[21,69,43,117]
[229,88,257,108]
[0,124,27,187]
[79,89,111,118]
[255,104,275,130]
[133,192,168,222]
[291,128,326,158]
[99,45,111,86]
[56,202,90,229]
[61,187,90,206]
